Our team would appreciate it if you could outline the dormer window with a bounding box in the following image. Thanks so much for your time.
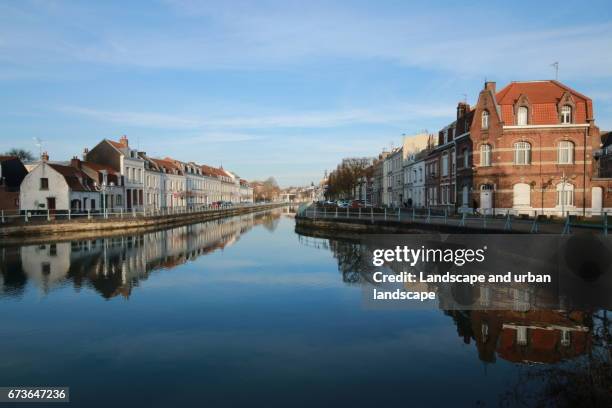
[481,110,489,130]
[561,105,572,124]
[517,106,528,126]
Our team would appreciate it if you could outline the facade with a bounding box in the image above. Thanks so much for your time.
[71,158,125,212]
[20,153,99,211]
[371,152,388,207]
[0,156,28,210]
[84,136,145,211]
[239,179,254,203]
[383,148,403,207]
[468,80,600,216]
[403,150,427,208]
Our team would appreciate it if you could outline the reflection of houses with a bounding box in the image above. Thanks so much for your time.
[447,310,591,364]
[3,211,277,299]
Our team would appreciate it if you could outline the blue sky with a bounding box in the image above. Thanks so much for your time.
[1,0,611,186]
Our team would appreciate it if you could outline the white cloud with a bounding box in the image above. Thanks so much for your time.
[58,103,454,130]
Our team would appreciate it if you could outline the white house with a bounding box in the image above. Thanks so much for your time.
[20,153,99,212]
[84,136,145,211]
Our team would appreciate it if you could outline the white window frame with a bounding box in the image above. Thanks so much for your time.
[561,105,572,124]
[556,182,574,207]
[558,141,574,164]
[517,106,528,125]
[514,142,531,165]
[481,110,489,129]
[480,144,491,167]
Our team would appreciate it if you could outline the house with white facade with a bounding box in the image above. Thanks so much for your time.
[20,153,99,212]
[149,158,185,208]
[84,136,145,211]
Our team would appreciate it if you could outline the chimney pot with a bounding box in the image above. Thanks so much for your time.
[41,151,49,162]
[119,135,129,147]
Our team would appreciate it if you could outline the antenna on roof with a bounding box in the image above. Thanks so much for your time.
[551,62,559,80]
[462,93,467,103]
[33,137,44,157]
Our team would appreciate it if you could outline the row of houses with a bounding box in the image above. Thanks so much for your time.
[347,80,612,216]
[1,135,253,212]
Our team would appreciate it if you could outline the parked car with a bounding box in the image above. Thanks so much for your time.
[350,200,366,208]
[337,200,350,208]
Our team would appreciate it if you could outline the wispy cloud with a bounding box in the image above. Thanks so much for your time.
[58,103,454,130]
[2,1,612,78]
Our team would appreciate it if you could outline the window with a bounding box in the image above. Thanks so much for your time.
[441,153,449,176]
[517,326,528,346]
[481,110,489,129]
[561,105,572,124]
[480,144,491,167]
[514,142,531,165]
[463,148,469,168]
[517,106,528,125]
[556,182,574,207]
[40,178,49,190]
[513,183,531,207]
[558,141,574,164]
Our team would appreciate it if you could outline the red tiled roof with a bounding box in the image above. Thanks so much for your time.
[495,80,592,125]
[48,163,97,192]
[81,161,118,175]
[0,156,19,162]
[200,164,226,178]
[150,158,183,174]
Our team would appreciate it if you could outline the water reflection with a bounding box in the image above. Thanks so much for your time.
[0,211,282,299]
[296,233,612,406]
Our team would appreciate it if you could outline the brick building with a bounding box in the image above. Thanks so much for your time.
[465,80,602,216]
[0,156,28,210]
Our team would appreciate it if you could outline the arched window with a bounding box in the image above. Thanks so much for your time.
[560,105,572,124]
[558,141,574,164]
[480,144,492,166]
[481,110,489,129]
[556,182,574,207]
[513,183,531,207]
[517,106,528,125]
[514,142,531,165]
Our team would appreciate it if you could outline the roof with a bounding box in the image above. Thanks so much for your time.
[494,80,592,125]
[149,158,183,175]
[81,161,118,175]
[48,163,97,192]
[107,140,124,150]
[601,131,612,148]
[0,155,19,162]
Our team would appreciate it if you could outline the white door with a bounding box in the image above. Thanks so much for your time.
[592,187,603,215]
[480,185,493,212]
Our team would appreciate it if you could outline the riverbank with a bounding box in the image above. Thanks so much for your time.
[295,214,517,235]
[0,203,288,241]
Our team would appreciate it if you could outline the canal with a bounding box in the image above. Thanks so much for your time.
[0,208,609,407]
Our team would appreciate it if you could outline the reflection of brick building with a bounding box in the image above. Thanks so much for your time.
[448,310,591,364]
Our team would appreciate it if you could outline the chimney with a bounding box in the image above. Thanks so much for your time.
[457,102,470,119]
[41,151,49,162]
[484,81,496,93]
[83,147,89,160]
[119,135,129,147]
[70,156,81,169]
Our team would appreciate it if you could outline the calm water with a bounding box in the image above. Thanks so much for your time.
[0,208,609,407]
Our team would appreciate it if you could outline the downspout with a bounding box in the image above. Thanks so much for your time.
[584,126,587,217]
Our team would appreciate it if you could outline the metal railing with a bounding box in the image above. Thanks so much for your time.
[0,202,277,226]
[299,204,611,235]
